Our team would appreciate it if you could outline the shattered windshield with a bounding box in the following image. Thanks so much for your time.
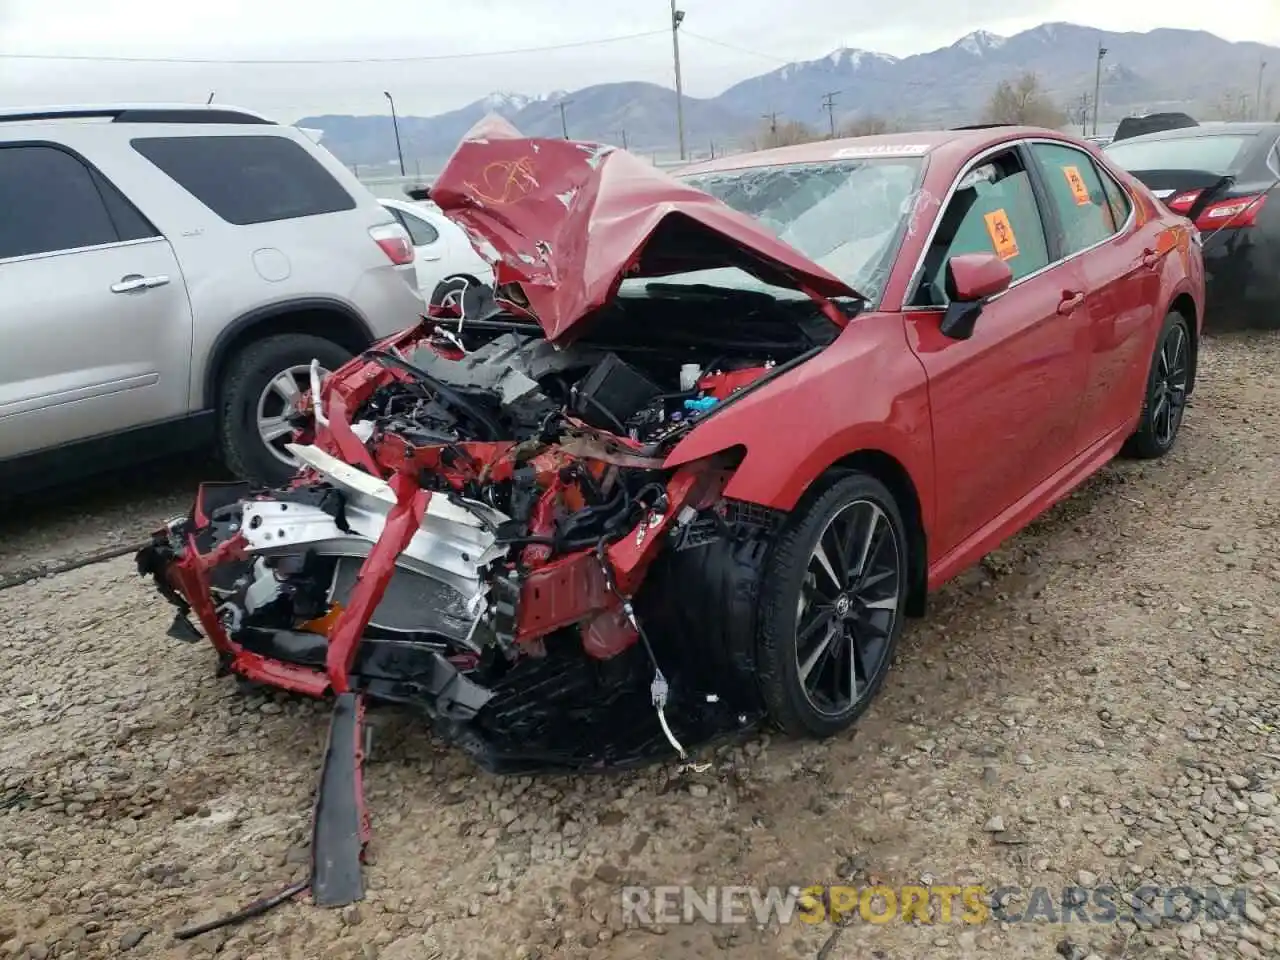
[624,156,925,305]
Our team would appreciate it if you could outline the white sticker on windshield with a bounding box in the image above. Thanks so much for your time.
[832,143,930,158]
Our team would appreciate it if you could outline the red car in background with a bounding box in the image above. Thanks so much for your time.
[140,121,1203,906]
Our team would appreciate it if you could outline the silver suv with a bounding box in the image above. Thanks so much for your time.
[0,104,425,492]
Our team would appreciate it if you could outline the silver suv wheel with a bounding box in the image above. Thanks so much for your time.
[219,334,354,486]
[255,363,327,466]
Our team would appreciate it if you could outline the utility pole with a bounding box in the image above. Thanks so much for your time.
[1092,41,1108,136]
[617,129,629,150]
[762,111,779,136]
[556,99,573,139]
[384,91,405,177]
[1257,60,1268,121]
[1078,92,1090,135]
[670,1,687,160]
[709,139,716,159]
[821,91,839,139]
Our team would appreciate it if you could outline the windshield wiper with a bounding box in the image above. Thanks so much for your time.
[641,282,785,303]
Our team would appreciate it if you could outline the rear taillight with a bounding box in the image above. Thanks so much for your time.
[370,222,414,265]
[1194,194,1267,230]
[1166,190,1202,215]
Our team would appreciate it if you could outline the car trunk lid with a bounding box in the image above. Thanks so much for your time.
[1126,169,1272,230]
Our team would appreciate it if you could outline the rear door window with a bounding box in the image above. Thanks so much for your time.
[132,135,356,225]
[1097,165,1132,230]
[1030,142,1124,255]
[0,145,144,260]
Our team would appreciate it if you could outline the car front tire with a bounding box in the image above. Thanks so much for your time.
[1121,310,1192,460]
[755,472,909,739]
[218,334,354,486]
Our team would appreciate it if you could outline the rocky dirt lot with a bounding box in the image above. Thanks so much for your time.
[2,332,1279,960]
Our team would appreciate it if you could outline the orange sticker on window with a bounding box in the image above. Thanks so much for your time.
[1063,165,1092,206]
[983,209,1020,260]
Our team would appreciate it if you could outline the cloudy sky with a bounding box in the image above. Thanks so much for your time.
[1,0,1277,122]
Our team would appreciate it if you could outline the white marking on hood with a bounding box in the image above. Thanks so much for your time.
[833,143,930,158]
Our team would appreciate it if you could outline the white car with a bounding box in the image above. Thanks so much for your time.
[378,197,493,303]
[1,103,424,491]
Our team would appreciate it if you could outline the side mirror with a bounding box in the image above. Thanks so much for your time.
[939,253,1013,340]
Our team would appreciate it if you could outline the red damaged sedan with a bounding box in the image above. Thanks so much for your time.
[138,121,1203,904]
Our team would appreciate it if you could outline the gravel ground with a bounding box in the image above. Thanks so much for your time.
[2,331,1279,960]
[0,455,225,586]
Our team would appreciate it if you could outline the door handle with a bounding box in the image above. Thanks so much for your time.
[1141,249,1160,269]
[1057,292,1085,315]
[111,274,171,294]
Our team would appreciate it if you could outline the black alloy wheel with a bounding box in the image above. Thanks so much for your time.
[756,473,909,738]
[1123,311,1192,459]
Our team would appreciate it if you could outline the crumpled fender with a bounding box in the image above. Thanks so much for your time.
[663,313,935,524]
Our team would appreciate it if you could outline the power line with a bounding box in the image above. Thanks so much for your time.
[556,99,573,139]
[821,91,839,138]
[0,30,668,65]
[1077,92,1091,135]
[670,1,687,161]
[1092,40,1108,135]
[681,30,791,63]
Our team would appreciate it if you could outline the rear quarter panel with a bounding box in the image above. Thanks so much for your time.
[1107,163,1206,324]
[663,312,934,527]
[1103,167,1206,436]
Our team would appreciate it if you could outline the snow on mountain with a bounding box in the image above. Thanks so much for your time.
[481,91,535,112]
[954,30,1007,55]
[809,48,900,71]
[768,47,899,82]
[300,23,1279,165]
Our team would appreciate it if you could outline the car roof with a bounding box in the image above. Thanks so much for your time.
[1109,122,1280,146]
[0,103,275,126]
[675,126,1076,176]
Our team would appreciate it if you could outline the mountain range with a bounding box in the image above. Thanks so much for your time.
[298,22,1278,170]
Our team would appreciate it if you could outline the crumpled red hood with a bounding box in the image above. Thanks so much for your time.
[429,117,861,342]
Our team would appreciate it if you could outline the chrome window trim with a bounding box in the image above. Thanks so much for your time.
[0,234,167,267]
[901,136,1137,312]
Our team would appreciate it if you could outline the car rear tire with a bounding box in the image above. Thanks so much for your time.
[430,274,484,312]
[1121,311,1192,460]
[218,334,353,486]
[755,472,909,739]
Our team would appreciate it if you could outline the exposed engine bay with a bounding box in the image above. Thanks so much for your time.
[138,289,841,774]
